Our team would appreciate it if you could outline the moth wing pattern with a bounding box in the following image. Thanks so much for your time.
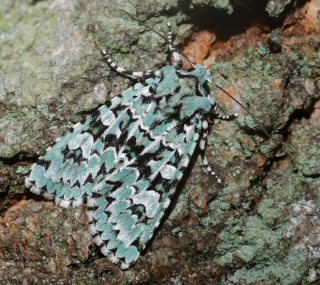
[26,81,144,208]
[25,65,209,269]
[87,118,202,268]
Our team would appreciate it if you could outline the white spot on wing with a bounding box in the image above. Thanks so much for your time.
[73,198,83,207]
[87,197,96,207]
[88,223,98,235]
[43,192,54,200]
[120,262,130,270]
[55,197,61,205]
[86,211,94,222]
[100,245,109,256]
[60,199,71,208]
[108,253,119,263]
[132,190,160,218]
[160,164,176,180]
[25,177,31,188]
[100,111,116,126]
[30,186,42,195]
[94,235,104,246]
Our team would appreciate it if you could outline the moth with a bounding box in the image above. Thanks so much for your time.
[25,20,238,269]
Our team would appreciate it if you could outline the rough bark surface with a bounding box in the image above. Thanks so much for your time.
[0,0,319,284]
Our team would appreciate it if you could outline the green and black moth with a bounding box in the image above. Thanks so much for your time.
[25,19,239,269]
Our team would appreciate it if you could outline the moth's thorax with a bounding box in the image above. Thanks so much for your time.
[151,65,213,119]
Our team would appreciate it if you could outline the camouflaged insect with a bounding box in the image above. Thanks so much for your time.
[25,22,237,269]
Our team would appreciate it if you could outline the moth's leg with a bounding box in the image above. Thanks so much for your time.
[212,104,238,120]
[101,49,161,79]
[200,120,223,184]
[202,154,223,184]
[167,22,183,69]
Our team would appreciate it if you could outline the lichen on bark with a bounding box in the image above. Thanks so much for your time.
[0,0,319,284]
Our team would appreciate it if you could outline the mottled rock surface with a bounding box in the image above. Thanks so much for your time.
[0,0,319,284]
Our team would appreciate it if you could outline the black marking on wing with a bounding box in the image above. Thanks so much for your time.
[130,203,146,220]
[84,173,94,185]
[176,70,209,97]
[112,104,127,115]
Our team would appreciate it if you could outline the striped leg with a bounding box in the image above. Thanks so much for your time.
[200,120,223,184]
[101,49,161,79]
[212,104,238,120]
[167,22,183,69]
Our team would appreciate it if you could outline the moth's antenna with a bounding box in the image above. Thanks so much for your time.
[120,10,196,69]
[207,78,271,138]
[233,0,270,22]
[120,10,272,139]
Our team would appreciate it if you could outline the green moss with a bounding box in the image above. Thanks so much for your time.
[190,0,233,14]
[217,215,307,284]
[225,248,307,284]
[257,198,279,226]
[211,45,319,136]
[289,122,320,177]
[265,0,294,17]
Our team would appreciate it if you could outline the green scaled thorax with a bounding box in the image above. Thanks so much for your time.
[157,65,213,120]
